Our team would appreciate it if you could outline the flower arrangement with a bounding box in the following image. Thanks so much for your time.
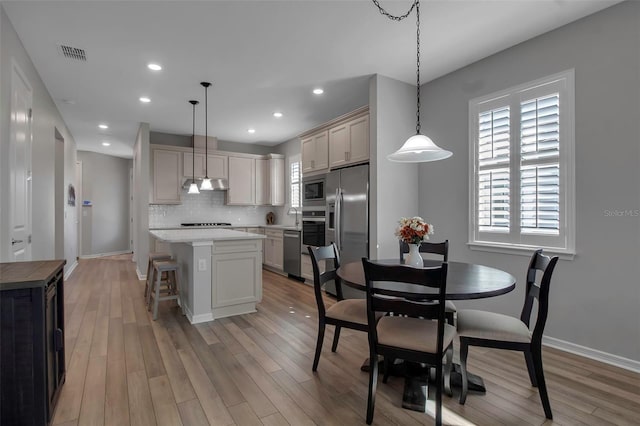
[395,216,434,245]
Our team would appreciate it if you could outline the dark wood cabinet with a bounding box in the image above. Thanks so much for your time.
[1,260,66,426]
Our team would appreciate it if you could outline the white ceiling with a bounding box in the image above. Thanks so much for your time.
[3,0,619,158]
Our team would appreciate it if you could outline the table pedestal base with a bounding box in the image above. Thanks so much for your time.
[360,359,486,412]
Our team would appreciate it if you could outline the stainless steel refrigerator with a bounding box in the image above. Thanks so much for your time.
[325,164,369,298]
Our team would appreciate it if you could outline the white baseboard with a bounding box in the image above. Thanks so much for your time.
[184,305,214,324]
[136,267,146,281]
[64,260,78,280]
[79,250,132,259]
[543,336,640,373]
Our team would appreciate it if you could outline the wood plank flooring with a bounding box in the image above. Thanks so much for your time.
[53,255,640,425]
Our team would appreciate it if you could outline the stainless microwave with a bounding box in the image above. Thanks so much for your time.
[303,176,326,205]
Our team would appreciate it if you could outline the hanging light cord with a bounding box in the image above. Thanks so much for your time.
[191,101,196,180]
[204,84,209,179]
[371,0,421,134]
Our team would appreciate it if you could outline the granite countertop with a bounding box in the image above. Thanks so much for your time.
[150,229,267,244]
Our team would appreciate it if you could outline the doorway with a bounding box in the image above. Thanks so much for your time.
[55,129,64,259]
[9,60,33,261]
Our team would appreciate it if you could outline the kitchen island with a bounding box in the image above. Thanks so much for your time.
[149,229,266,324]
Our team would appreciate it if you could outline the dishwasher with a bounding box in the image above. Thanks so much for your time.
[283,230,302,279]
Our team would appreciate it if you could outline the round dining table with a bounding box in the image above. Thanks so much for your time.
[336,259,516,300]
[336,258,517,412]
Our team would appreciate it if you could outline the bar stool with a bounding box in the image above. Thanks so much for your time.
[144,252,172,301]
[148,260,181,321]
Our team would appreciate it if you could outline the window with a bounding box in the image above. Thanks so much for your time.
[469,70,575,256]
[289,154,301,209]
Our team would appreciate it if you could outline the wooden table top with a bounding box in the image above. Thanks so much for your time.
[0,260,66,290]
[337,259,516,300]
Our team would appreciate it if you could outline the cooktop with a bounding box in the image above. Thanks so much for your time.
[180,222,232,227]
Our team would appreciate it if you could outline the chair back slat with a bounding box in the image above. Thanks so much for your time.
[520,249,559,342]
[399,240,449,262]
[362,258,449,357]
[308,244,341,317]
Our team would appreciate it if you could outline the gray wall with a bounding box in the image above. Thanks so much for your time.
[418,2,640,362]
[370,74,420,259]
[0,6,78,273]
[133,123,150,277]
[78,151,131,256]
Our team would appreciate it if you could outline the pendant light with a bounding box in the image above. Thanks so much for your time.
[373,0,452,163]
[199,81,214,190]
[187,100,200,194]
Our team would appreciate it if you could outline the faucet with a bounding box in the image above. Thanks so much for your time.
[290,206,299,228]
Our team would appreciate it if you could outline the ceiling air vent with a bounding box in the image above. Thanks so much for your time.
[58,44,87,61]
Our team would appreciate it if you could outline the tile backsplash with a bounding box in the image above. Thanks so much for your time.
[149,189,291,228]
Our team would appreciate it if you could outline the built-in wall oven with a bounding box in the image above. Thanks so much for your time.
[301,209,326,249]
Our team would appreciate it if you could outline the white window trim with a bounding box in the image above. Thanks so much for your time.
[288,154,301,212]
[468,70,575,259]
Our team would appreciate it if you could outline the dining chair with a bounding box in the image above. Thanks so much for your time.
[399,240,456,325]
[456,249,559,419]
[308,244,382,372]
[362,258,455,426]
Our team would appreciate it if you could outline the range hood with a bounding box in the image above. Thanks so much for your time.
[182,177,228,191]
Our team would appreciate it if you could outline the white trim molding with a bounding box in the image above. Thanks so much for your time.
[79,250,133,259]
[543,336,640,374]
[64,260,78,280]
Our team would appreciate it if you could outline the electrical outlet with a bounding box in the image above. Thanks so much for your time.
[198,259,206,271]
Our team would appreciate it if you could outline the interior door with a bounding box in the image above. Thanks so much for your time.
[9,62,33,261]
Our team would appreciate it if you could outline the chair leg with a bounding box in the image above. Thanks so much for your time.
[312,320,325,372]
[532,346,553,419]
[524,350,538,387]
[152,269,161,321]
[446,311,455,326]
[382,356,391,384]
[459,339,469,404]
[144,260,152,298]
[435,362,443,426]
[146,267,155,310]
[444,344,453,397]
[366,349,378,425]
[331,326,341,352]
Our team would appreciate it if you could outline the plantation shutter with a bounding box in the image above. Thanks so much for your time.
[477,106,510,232]
[520,94,560,235]
[290,160,301,208]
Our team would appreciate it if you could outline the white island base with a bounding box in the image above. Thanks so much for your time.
[150,229,265,324]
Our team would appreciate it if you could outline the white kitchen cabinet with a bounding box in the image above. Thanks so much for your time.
[227,156,256,205]
[183,153,227,179]
[151,148,182,204]
[329,113,369,169]
[301,252,325,282]
[264,229,283,271]
[247,228,265,263]
[269,157,285,206]
[301,130,329,174]
[210,239,263,317]
[255,158,269,205]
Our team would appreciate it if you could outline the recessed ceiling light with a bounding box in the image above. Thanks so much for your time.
[98,124,108,129]
[147,63,162,71]
[273,112,283,118]
[102,142,111,147]
[313,88,324,95]
[139,97,151,103]
[248,128,256,134]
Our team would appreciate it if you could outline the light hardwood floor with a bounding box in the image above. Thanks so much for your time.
[52,255,640,425]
